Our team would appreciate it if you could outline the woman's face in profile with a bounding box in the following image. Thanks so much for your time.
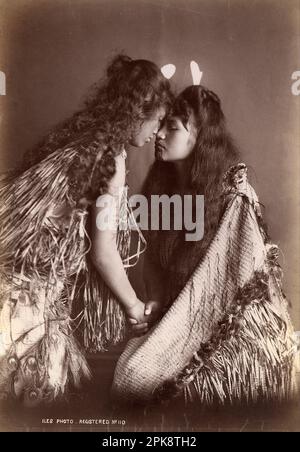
[130,106,166,148]
[155,113,197,162]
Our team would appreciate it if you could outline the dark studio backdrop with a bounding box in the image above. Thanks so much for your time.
[0,0,299,330]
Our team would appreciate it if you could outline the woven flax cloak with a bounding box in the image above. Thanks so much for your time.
[112,164,299,404]
[0,135,136,405]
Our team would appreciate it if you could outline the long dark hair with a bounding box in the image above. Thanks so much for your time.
[144,85,240,295]
[174,85,240,250]
[20,54,173,197]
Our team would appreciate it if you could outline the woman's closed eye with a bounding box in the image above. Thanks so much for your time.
[167,119,180,130]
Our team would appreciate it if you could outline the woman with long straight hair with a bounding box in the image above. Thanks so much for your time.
[112,85,298,406]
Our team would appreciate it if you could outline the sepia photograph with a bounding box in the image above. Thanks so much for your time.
[0,0,299,432]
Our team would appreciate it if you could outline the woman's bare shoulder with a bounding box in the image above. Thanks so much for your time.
[106,151,127,195]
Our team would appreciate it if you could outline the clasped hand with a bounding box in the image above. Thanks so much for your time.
[126,299,162,336]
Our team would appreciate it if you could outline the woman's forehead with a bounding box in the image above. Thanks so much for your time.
[167,115,182,123]
[157,105,167,118]
[167,112,195,127]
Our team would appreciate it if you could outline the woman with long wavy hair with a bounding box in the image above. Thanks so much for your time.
[0,54,172,405]
[112,85,298,406]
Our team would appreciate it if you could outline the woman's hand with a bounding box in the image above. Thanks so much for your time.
[129,300,164,337]
[144,300,163,323]
[126,299,149,336]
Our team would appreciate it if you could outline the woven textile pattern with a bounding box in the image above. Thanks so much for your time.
[112,167,297,403]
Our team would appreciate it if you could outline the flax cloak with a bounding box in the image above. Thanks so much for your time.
[112,164,299,404]
[0,135,137,405]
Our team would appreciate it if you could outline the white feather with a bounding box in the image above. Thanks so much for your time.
[161,64,176,80]
[190,61,203,85]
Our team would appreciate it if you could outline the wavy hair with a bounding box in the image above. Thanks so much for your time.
[19,54,173,197]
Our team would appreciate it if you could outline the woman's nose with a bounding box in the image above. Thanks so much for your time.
[157,125,167,140]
